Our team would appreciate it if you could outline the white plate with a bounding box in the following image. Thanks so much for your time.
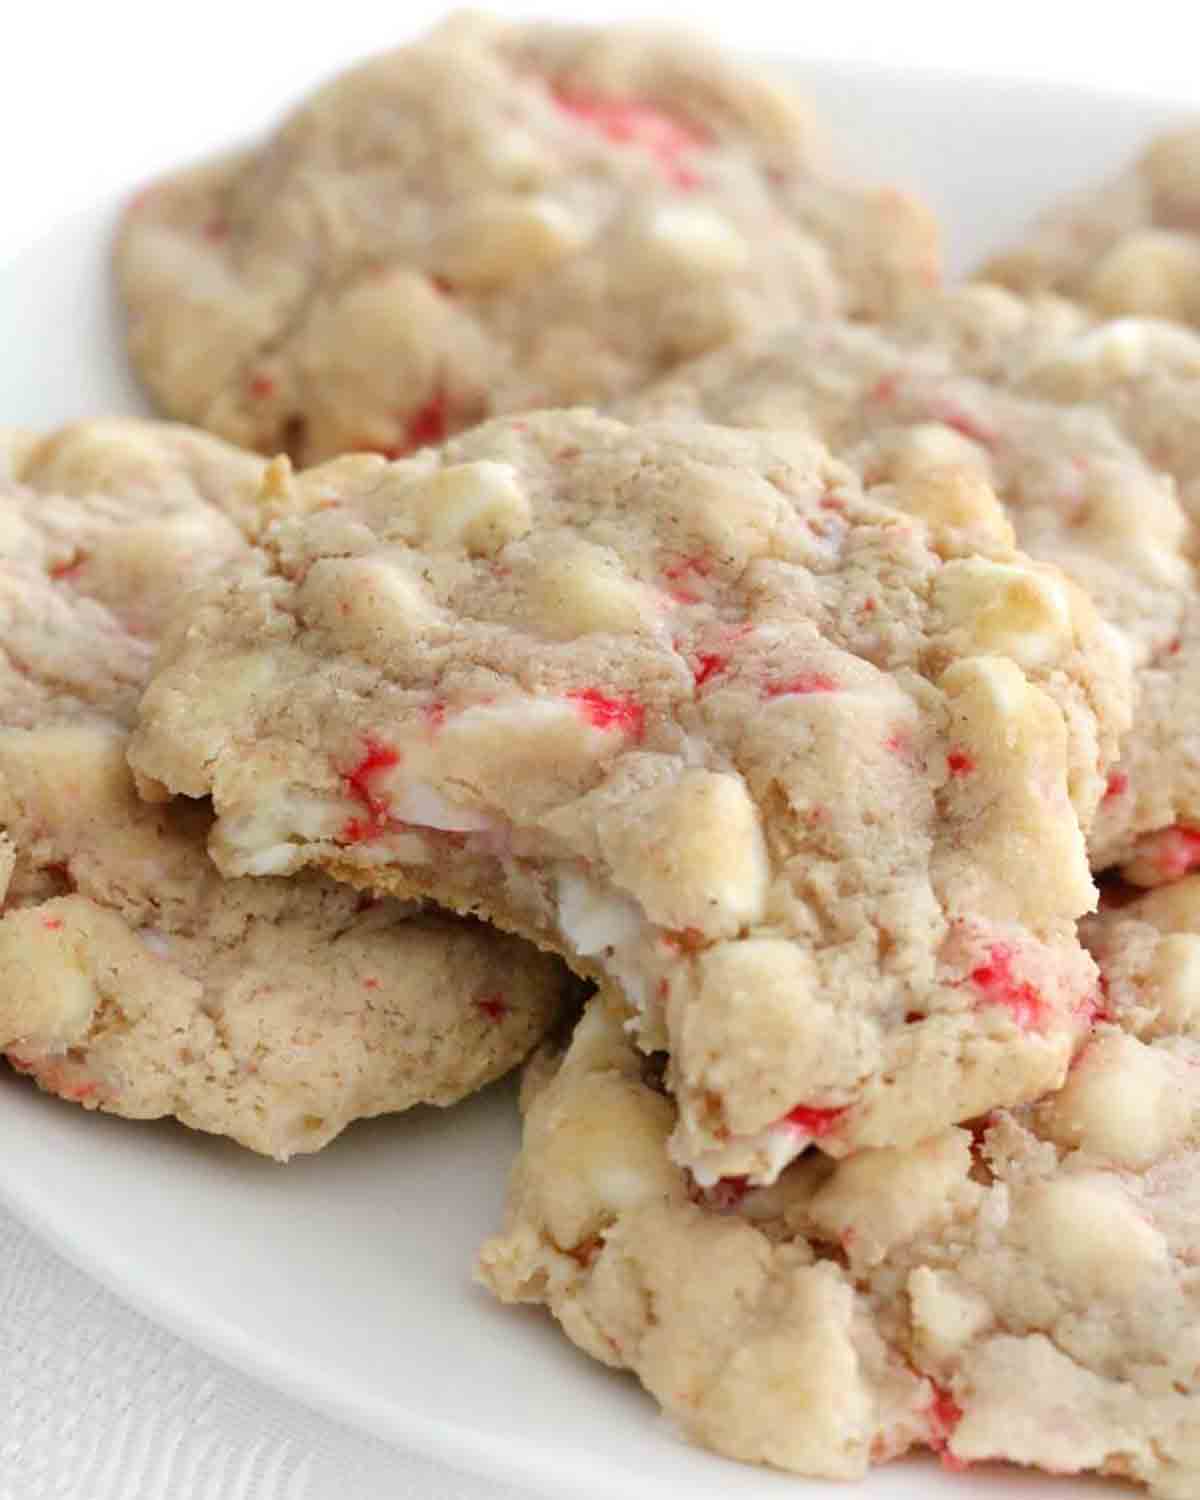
[0,57,1186,1500]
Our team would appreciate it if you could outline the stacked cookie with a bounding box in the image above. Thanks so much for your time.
[7,10,1200,1497]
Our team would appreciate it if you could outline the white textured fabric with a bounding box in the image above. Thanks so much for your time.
[0,1205,531,1500]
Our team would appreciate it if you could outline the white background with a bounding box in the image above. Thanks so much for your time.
[1,4,1196,1499]
[2,0,1198,234]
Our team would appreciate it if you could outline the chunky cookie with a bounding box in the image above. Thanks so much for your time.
[479,988,1200,1495]
[115,11,940,465]
[130,410,1123,1182]
[626,293,1200,880]
[0,421,562,1157]
[983,122,1200,328]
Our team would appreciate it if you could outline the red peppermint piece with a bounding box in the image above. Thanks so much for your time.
[764,673,838,699]
[248,373,276,400]
[404,390,449,451]
[1145,825,1200,881]
[365,392,452,461]
[946,747,976,777]
[1103,770,1129,802]
[927,398,998,449]
[340,738,401,843]
[475,994,508,1023]
[661,926,706,954]
[781,1103,846,1137]
[662,553,714,582]
[554,90,708,188]
[692,652,729,689]
[568,689,646,741]
[927,1384,968,1471]
[968,943,1048,1029]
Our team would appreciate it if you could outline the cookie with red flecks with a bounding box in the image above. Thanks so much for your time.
[478,988,1200,1493]
[114,11,940,465]
[0,420,563,1156]
[129,409,1124,1181]
[982,121,1200,329]
[625,288,1200,882]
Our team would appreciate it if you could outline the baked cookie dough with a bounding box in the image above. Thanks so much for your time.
[983,122,1200,328]
[625,289,1200,880]
[478,980,1200,1496]
[115,11,940,465]
[0,420,563,1157]
[130,410,1124,1182]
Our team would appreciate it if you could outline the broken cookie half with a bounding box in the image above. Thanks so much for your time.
[130,410,1127,1182]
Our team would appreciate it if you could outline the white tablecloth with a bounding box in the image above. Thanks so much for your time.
[0,1206,536,1500]
[2,2,1196,1496]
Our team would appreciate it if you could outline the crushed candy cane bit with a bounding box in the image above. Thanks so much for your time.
[553,91,708,188]
[692,652,729,688]
[403,390,449,451]
[927,1385,968,1472]
[340,738,401,843]
[782,1103,847,1137]
[1144,825,1200,881]
[968,943,1048,1029]
[568,689,646,740]
[475,993,509,1022]
[763,673,838,699]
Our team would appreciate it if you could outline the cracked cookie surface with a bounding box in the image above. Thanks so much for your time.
[0,420,562,1157]
[130,410,1123,1181]
[115,11,940,465]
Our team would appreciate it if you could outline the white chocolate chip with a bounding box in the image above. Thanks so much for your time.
[1149,932,1200,1035]
[437,196,586,289]
[387,462,533,556]
[1037,1032,1193,1168]
[381,777,498,833]
[557,871,645,957]
[934,558,1076,670]
[599,770,768,937]
[907,1266,994,1362]
[1010,1173,1169,1297]
[217,785,347,875]
[526,544,657,639]
[423,697,621,812]
[889,463,1014,547]
[807,1130,973,1265]
[638,204,750,275]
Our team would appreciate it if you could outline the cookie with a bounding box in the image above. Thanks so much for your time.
[0,420,563,1157]
[983,122,1200,328]
[478,985,1200,1495]
[115,11,940,465]
[625,291,1200,880]
[129,410,1124,1182]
